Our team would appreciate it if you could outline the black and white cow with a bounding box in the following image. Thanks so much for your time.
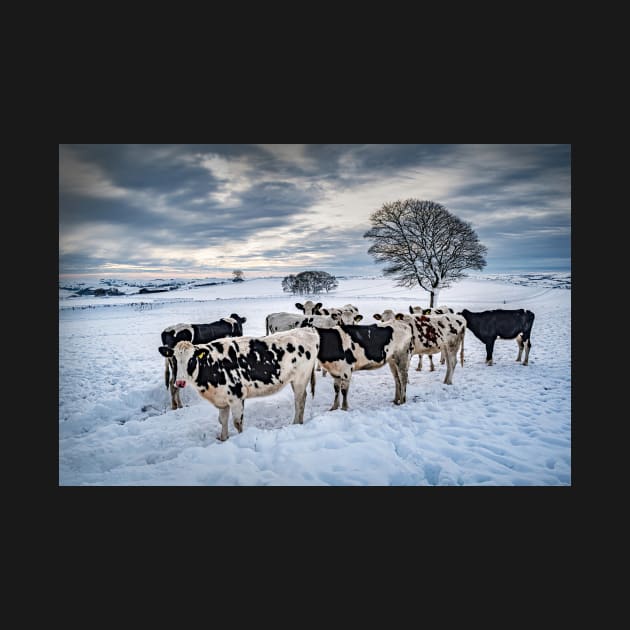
[460,309,535,366]
[158,328,319,441]
[160,314,247,409]
[266,309,363,378]
[315,319,413,411]
[374,310,466,385]
[408,305,456,371]
[295,301,323,315]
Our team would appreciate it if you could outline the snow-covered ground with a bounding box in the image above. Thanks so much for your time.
[59,274,571,485]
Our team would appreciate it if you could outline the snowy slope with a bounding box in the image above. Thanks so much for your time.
[59,274,571,485]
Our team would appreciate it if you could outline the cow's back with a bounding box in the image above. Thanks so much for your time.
[462,309,534,341]
[493,309,533,338]
[317,321,411,373]
[197,329,318,401]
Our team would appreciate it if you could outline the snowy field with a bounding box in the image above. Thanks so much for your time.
[59,273,571,486]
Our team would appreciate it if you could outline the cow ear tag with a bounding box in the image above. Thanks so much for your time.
[198,351,205,360]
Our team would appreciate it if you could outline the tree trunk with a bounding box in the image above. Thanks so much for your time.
[429,287,440,307]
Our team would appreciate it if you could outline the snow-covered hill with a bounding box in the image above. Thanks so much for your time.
[59,273,571,485]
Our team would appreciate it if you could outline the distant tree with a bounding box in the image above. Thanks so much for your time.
[282,274,298,294]
[364,199,487,307]
[281,270,338,295]
[232,269,244,282]
[312,270,338,293]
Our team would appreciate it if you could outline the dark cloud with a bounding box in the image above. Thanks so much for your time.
[59,144,571,276]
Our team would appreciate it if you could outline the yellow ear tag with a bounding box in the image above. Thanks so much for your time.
[198,351,205,360]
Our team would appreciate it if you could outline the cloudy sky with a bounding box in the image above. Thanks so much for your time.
[59,144,571,279]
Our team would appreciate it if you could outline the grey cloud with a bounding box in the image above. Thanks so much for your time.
[59,144,571,277]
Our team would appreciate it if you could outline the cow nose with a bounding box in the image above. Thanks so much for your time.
[175,380,186,388]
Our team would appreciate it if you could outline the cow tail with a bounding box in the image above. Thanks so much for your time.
[310,366,316,397]
[164,357,170,388]
[460,329,465,367]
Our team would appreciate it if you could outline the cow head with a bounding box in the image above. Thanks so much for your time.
[160,324,193,348]
[331,310,362,325]
[229,313,247,325]
[296,301,323,315]
[228,313,247,335]
[373,309,396,322]
[158,341,203,388]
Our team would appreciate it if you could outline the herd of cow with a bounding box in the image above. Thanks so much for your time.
[158,301,535,441]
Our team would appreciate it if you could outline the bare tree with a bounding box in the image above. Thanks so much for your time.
[232,269,244,282]
[364,199,487,306]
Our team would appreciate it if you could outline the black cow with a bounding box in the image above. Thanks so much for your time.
[460,309,534,366]
[160,314,247,409]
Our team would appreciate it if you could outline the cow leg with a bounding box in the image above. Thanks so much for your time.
[485,339,495,365]
[291,381,308,424]
[440,352,445,365]
[416,354,423,371]
[167,358,177,410]
[167,358,183,409]
[330,376,341,411]
[169,379,182,410]
[401,354,410,404]
[389,361,402,404]
[230,399,244,434]
[516,334,524,362]
[340,376,351,411]
[217,406,230,441]
[164,357,171,389]
[429,354,435,372]
[394,353,410,404]
[443,344,455,385]
[523,337,531,366]
[389,354,409,404]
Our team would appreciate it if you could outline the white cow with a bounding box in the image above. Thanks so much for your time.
[265,310,362,335]
[374,310,465,385]
[407,305,455,371]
